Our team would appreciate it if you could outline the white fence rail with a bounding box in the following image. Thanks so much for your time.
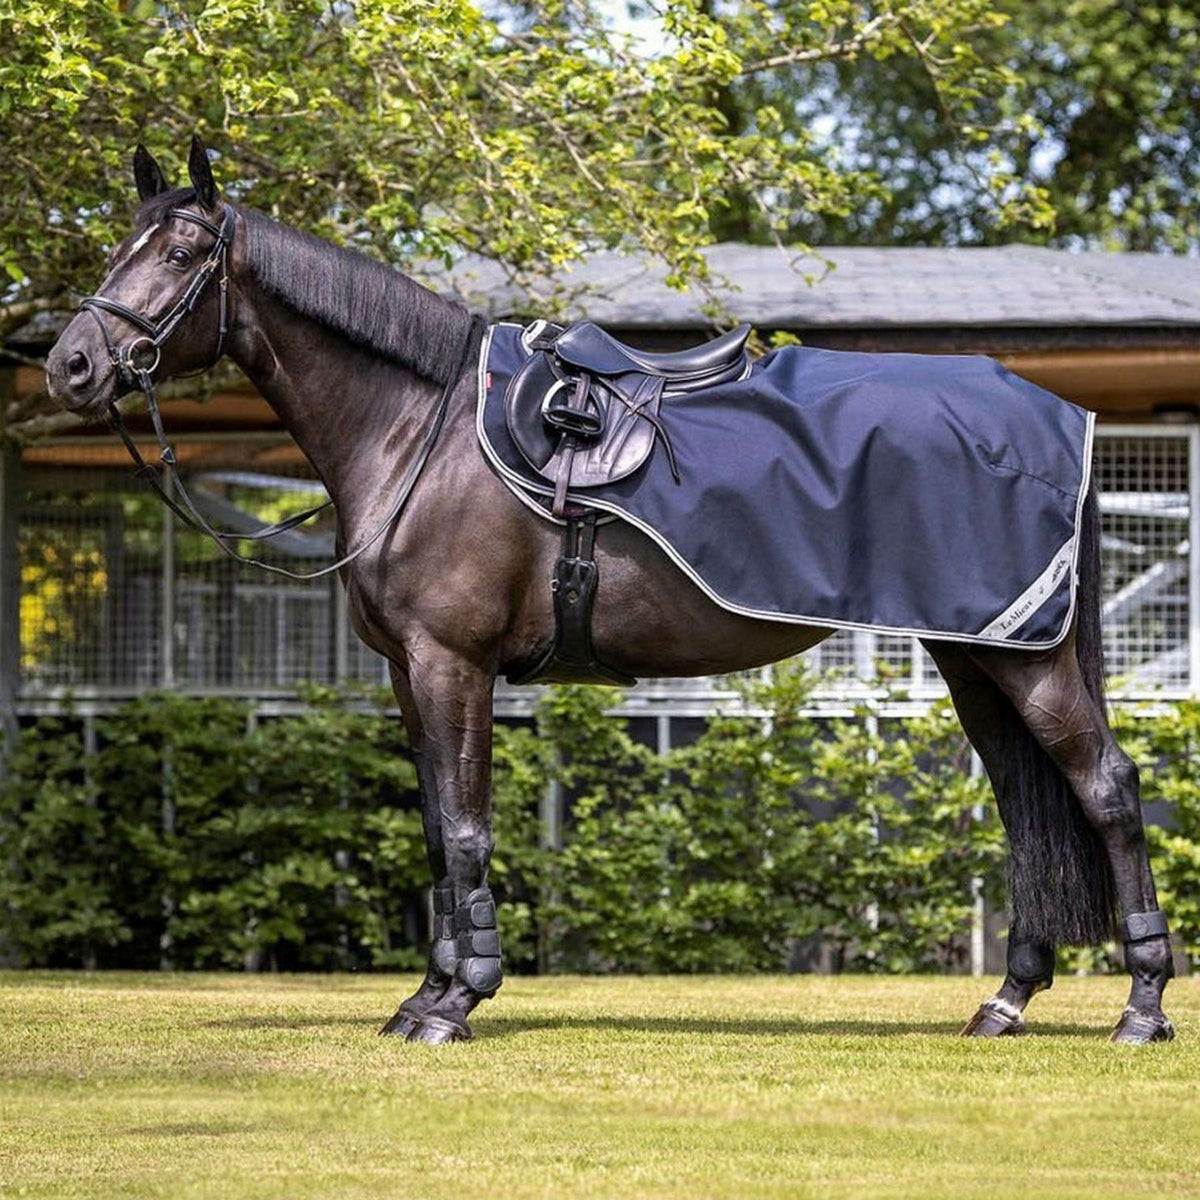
[12,425,1200,716]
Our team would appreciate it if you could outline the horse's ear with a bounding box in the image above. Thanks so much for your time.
[133,144,169,201]
[187,134,218,210]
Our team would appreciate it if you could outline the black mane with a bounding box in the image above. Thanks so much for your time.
[135,190,473,383]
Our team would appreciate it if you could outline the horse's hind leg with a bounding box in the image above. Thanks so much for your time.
[379,663,457,1037]
[973,634,1174,1043]
[923,642,1059,1036]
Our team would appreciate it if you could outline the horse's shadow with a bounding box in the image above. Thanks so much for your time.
[478,1014,1100,1039]
[201,1012,1101,1039]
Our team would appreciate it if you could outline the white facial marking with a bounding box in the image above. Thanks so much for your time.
[97,222,160,291]
[128,225,157,258]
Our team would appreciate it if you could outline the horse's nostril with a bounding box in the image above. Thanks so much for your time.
[67,350,91,379]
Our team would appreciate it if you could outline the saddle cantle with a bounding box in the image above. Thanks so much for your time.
[504,320,751,516]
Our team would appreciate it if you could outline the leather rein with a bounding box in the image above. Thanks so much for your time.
[80,206,478,581]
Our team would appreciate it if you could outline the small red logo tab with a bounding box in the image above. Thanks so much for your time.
[486,371,493,391]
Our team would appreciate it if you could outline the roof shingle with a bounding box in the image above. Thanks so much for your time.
[431,243,1200,330]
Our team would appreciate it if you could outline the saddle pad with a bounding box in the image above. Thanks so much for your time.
[477,322,1095,648]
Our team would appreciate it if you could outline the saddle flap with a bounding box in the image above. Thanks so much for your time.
[504,352,660,488]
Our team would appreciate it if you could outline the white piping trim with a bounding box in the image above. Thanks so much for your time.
[476,322,1091,649]
[977,411,1094,642]
[977,535,1077,639]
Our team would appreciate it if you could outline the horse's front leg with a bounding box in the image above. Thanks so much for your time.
[397,647,501,1045]
[379,663,457,1037]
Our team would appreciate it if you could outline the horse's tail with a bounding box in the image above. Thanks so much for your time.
[1002,481,1117,946]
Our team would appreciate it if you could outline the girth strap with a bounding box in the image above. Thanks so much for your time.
[507,510,636,687]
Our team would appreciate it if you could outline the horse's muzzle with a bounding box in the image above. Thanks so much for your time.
[45,322,117,416]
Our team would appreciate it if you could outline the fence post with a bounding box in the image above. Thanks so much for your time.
[1190,425,1200,697]
[537,751,563,975]
[864,708,880,951]
[0,425,22,771]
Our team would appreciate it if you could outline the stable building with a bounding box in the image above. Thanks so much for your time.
[2,243,1198,744]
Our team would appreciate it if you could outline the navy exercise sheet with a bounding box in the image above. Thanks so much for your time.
[477,322,1094,648]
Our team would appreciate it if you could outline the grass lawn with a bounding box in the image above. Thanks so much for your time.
[2,972,1199,1199]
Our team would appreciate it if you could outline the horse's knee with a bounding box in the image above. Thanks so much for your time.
[442,817,493,877]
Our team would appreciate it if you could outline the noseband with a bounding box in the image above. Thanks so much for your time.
[80,205,482,580]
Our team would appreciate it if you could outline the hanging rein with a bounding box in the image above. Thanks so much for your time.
[80,206,479,581]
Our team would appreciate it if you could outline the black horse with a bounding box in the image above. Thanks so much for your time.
[45,138,1174,1044]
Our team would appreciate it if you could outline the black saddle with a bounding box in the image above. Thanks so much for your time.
[553,321,751,382]
[505,320,751,516]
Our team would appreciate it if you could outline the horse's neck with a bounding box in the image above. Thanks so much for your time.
[228,291,444,522]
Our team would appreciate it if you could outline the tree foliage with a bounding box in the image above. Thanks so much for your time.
[715,0,1199,249]
[542,667,1004,974]
[6,680,1200,975]
[3,0,1060,437]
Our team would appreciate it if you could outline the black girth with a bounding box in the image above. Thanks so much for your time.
[507,509,635,687]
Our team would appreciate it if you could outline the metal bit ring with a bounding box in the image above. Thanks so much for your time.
[125,337,161,376]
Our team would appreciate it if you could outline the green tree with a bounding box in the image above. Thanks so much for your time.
[709,0,1199,249]
[538,668,1003,974]
[3,0,1053,442]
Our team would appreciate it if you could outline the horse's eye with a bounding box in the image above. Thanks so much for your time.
[167,246,192,268]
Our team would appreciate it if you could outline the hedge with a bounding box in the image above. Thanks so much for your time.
[2,668,1198,973]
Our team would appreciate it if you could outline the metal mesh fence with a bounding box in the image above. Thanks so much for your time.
[805,429,1196,699]
[1095,431,1192,693]
[15,427,1198,706]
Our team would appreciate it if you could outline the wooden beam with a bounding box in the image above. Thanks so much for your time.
[994,348,1200,414]
[20,439,311,470]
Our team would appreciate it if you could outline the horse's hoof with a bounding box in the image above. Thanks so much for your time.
[406,1014,473,1045]
[378,1006,421,1038]
[961,999,1026,1038]
[1110,1007,1175,1045]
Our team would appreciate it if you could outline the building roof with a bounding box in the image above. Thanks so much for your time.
[434,243,1200,331]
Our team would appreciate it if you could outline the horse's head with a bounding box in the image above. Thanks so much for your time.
[46,136,235,418]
